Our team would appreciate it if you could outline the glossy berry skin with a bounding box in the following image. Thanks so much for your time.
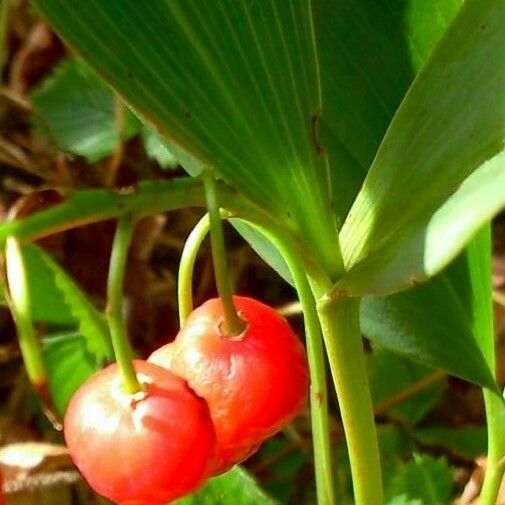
[149,296,309,473]
[64,360,216,505]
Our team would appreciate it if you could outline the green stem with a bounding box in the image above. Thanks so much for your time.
[314,290,383,505]
[178,210,229,326]
[480,389,505,505]
[202,170,244,336]
[0,179,324,285]
[4,237,47,386]
[243,222,337,505]
[282,256,336,505]
[106,214,142,394]
[0,179,266,246]
[471,225,505,504]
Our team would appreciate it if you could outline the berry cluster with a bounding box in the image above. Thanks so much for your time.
[64,296,309,504]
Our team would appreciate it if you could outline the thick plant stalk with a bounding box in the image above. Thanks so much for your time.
[106,214,142,394]
[479,389,505,504]
[314,289,383,505]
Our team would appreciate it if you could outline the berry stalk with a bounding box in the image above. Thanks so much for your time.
[202,170,244,336]
[178,210,230,326]
[106,214,142,394]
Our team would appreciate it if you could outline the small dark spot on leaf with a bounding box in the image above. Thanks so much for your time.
[311,111,325,155]
[184,111,192,119]
[126,70,135,79]
[480,24,486,31]
[286,210,291,218]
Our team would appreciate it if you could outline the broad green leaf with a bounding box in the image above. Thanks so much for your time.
[32,0,341,275]
[25,244,112,359]
[314,0,463,220]
[32,58,140,162]
[385,455,454,505]
[414,426,487,460]
[340,148,505,295]
[43,332,100,414]
[314,0,496,394]
[369,348,445,425]
[176,466,277,505]
[361,244,497,390]
[141,125,178,170]
[338,0,505,295]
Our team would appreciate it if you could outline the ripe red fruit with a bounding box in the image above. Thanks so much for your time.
[149,296,309,473]
[0,467,4,505]
[64,360,216,505]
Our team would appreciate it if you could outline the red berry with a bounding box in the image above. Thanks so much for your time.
[149,296,309,473]
[64,360,216,505]
[0,467,4,505]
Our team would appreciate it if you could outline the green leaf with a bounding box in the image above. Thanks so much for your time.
[338,0,505,295]
[254,437,307,503]
[231,219,293,286]
[385,455,454,505]
[361,247,497,390]
[176,466,277,505]
[314,0,497,397]
[378,425,416,493]
[22,244,75,326]
[43,331,100,414]
[141,125,178,169]
[314,0,463,221]
[340,150,505,296]
[379,425,415,463]
[369,348,445,425]
[414,426,487,460]
[32,0,341,276]
[25,244,112,360]
[32,58,140,162]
